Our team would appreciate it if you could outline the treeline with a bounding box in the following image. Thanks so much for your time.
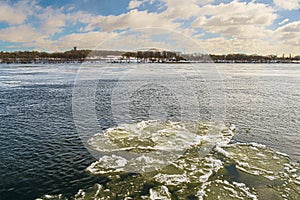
[123,50,183,62]
[0,49,299,63]
[0,49,184,63]
[209,54,300,63]
[0,49,92,63]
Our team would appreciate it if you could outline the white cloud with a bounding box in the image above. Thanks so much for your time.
[35,6,76,35]
[22,31,119,52]
[278,18,290,25]
[43,19,64,33]
[192,1,277,40]
[275,21,300,45]
[0,25,44,43]
[79,9,180,32]
[55,31,119,50]
[128,0,145,9]
[0,1,34,25]
[160,0,202,19]
[157,0,216,20]
[197,36,282,55]
[273,0,300,10]
[32,30,175,52]
[101,32,173,51]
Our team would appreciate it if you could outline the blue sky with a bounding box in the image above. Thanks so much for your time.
[0,0,299,55]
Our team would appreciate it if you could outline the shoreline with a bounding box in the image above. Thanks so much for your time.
[1,61,299,64]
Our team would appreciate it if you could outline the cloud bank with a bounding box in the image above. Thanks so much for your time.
[0,0,299,55]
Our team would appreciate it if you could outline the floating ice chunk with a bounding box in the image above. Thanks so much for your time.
[232,182,258,200]
[230,124,236,131]
[87,120,230,173]
[237,161,251,168]
[74,189,85,199]
[205,157,223,169]
[256,152,266,157]
[86,155,127,174]
[196,181,210,200]
[214,146,230,157]
[265,175,277,180]
[199,170,212,182]
[154,173,189,186]
[102,155,127,167]
[149,186,172,200]
[276,151,289,157]
[249,146,259,151]
[37,194,64,200]
[94,184,102,198]
[248,142,266,148]
[223,185,239,197]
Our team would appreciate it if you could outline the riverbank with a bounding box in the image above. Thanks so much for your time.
[1,49,300,64]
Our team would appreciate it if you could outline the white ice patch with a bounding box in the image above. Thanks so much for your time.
[149,186,172,200]
[199,170,213,182]
[154,173,189,186]
[232,182,258,200]
[86,155,127,174]
[214,146,230,157]
[101,155,127,168]
[196,181,210,200]
[276,151,290,157]
[86,120,231,173]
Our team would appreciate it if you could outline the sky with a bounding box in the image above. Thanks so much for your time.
[0,0,299,55]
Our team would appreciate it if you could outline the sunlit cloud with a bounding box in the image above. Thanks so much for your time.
[273,0,300,10]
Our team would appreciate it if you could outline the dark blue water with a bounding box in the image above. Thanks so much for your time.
[0,63,299,199]
[0,83,106,199]
[0,65,102,199]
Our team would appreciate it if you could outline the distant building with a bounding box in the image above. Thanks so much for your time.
[73,46,77,51]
